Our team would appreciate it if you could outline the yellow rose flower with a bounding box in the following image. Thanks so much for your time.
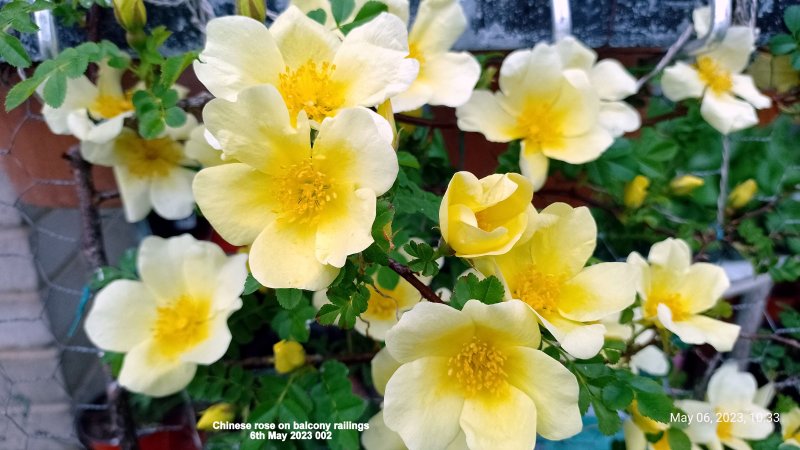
[670,174,705,196]
[661,7,771,134]
[84,235,248,397]
[383,300,582,450]
[193,86,398,290]
[273,340,306,374]
[79,115,200,222]
[624,175,650,209]
[456,44,613,190]
[41,61,134,144]
[627,238,740,351]
[197,403,235,431]
[194,6,418,125]
[728,179,758,209]
[439,171,535,258]
[476,203,636,359]
[677,364,774,449]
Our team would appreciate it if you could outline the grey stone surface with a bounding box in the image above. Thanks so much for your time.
[4,0,796,62]
[0,228,38,292]
[0,176,20,227]
[0,291,54,349]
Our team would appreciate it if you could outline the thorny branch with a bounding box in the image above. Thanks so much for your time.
[387,258,444,303]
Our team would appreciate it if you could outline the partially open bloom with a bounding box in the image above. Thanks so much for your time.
[678,364,774,450]
[197,403,235,431]
[476,203,636,359]
[41,61,134,143]
[273,340,306,373]
[194,6,418,125]
[85,235,247,396]
[553,37,641,137]
[670,174,705,195]
[390,0,480,112]
[782,407,800,446]
[193,85,398,290]
[728,178,757,209]
[79,115,200,222]
[624,175,650,209]
[457,44,613,190]
[383,300,582,450]
[627,238,740,351]
[439,171,535,258]
[661,7,771,134]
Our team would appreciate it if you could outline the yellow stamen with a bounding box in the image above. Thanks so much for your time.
[716,408,734,440]
[408,43,425,66]
[448,337,508,397]
[517,101,566,150]
[512,268,564,313]
[275,159,336,224]
[644,292,690,322]
[152,296,211,359]
[364,285,400,321]
[696,56,733,95]
[89,93,134,120]
[278,60,344,123]
[115,133,184,179]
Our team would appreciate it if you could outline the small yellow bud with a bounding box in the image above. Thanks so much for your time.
[728,179,757,209]
[624,175,650,209]
[236,0,266,22]
[669,175,705,196]
[197,403,235,431]
[377,100,398,150]
[112,0,147,32]
[273,340,306,374]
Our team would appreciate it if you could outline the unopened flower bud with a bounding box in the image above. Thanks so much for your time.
[728,179,757,209]
[197,403,235,430]
[273,340,306,374]
[237,0,266,22]
[113,0,147,32]
[624,175,650,209]
[670,175,704,196]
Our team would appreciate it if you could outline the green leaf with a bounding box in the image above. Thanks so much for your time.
[371,199,395,253]
[451,273,505,309]
[276,288,304,310]
[601,382,634,410]
[403,240,439,277]
[307,8,327,24]
[316,284,370,329]
[339,0,388,34]
[271,303,316,342]
[43,72,67,108]
[311,361,366,450]
[393,169,441,223]
[330,0,355,25]
[397,151,420,169]
[159,52,198,89]
[592,399,622,435]
[5,76,41,111]
[770,34,798,54]
[785,5,800,35]
[164,106,186,127]
[635,391,673,424]
[667,428,691,450]
[376,265,400,290]
[0,32,31,68]
[242,274,262,295]
[792,52,800,71]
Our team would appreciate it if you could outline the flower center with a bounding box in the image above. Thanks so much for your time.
[89,93,134,120]
[408,43,425,66]
[644,292,690,322]
[364,285,400,321]
[116,133,184,179]
[715,408,734,440]
[696,56,733,95]
[517,101,565,150]
[512,268,563,313]
[276,159,336,224]
[278,60,344,123]
[447,337,507,397]
[152,296,211,359]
